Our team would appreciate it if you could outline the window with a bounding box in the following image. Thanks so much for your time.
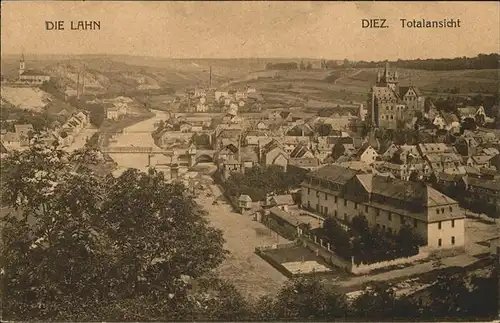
[451,220,455,228]
[325,194,327,201]
[438,221,442,230]
[316,204,319,212]
[344,200,347,207]
[334,210,338,217]
[449,206,453,212]
[451,236,455,245]
[388,213,392,221]
[307,201,311,209]
[438,239,442,247]
[436,208,440,214]
[308,188,310,195]
[354,203,358,210]
[441,208,445,213]
[334,196,338,204]
[324,207,329,215]
[365,205,369,213]
[414,219,418,227]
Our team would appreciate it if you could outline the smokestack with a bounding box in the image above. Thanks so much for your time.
[209,66,212,89]
[76,71,80,100]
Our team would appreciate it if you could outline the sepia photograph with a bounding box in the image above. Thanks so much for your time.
[0,1,499,321]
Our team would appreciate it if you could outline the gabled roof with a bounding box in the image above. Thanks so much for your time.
[239,194,252,202]
[20,69,48,77]
[261,139,284,155]
[0,142,8,153]
[309,164,359,185]
[399,85,422,97]
[290,143,311,158]
[271,194,294,206]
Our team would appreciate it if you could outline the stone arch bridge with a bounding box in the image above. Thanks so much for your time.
[101,146,216,166]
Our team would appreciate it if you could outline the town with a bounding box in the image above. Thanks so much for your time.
[1,2,499,320]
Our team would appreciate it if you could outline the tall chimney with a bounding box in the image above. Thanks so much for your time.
[76,71,80,100]
[209,66,212,89]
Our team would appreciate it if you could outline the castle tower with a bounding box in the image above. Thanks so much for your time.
[19,53,26,77]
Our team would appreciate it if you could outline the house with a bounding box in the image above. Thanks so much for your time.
[268,194,295,209]
[290,143,315,159]
[13,124,34,147]
[238,195,253,213]
[356,144,379,166]
[282,136,311,154]
[466,154,495,168]
[289,157,321,171]
[259,139,289,171]
[433,113,460,133]
[301,165,465,250]
[1,132,20,149]
[216,144,239,162]
[463,176,500,217]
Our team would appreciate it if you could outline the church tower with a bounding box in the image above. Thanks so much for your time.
[19,53,26,77]
[377,61,398,91]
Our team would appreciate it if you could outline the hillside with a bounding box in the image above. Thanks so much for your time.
[221,68,499,109]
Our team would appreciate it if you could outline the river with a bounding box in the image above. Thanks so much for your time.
[108,109,171,176]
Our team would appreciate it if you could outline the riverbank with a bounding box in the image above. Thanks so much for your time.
[98,112,155,148]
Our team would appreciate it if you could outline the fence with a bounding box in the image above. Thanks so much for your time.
[351,247,430,275]
[301,232,431,275]
[300,233,352,271]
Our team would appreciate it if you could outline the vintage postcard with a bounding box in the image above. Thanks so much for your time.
[1,1,499,321]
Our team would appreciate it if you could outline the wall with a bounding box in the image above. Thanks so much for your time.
[300,234,352,271]
[351,247,430,275]
[427,218,465,248]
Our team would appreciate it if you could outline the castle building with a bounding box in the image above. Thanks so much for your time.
[370,62,425,129]
[18,54,51,85]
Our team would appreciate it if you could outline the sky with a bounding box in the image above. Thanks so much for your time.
[1,1,499,61]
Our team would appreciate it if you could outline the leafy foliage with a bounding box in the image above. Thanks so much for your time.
[223,165,307,201]
[319,215,425,265]
[1,144,227,321]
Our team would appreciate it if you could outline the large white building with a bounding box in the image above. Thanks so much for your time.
[301,165,465,250]
[18,54,51,85]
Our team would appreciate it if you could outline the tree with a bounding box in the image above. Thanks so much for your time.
[1,144,228,321]
[460,117,477,133]
[299,60,306,70]
[273,277,348,320]
[316,123,332,136]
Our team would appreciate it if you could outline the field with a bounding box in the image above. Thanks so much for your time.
[223,67,499,109]
[196,185,291,300]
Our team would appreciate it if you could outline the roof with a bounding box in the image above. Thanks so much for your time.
[290,144,311,158]
[20,69,48,77]
[399,85,422,97]
[309,164,359,185]
[471,155,494,165]
[268,206,303,228]
[14,124,34,133]
[239,194,252,202]
[289,157,320,168]
[0,142,8,153]
[441,112,459,124]
[271,194,294,206]
[466,176,500,191]
[372,86,399,102]
[356,173,373,192]
[261,139,284,154]
[2,132,19,142]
